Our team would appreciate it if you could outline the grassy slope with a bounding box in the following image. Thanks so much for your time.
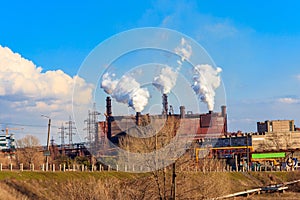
[0,171,144,181]
[0,171,300,200]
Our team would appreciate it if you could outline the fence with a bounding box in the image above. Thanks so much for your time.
[0,162,297,173]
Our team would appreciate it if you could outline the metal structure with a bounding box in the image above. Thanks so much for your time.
[195,146,254,162]
[58,123,67,149]
[84,103,100,147]
[2,127,23,136]
[66,116,76,146]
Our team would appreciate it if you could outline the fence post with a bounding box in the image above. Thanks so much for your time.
[31,164,35,171]
[52,164,55,172]
[63,164,66,172]
[10,163,13,171]
[20,163,23,172]
[116,165,119,172]
[0,163,2,171]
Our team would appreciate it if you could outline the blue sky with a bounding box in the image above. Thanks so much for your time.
[0,0,300,143]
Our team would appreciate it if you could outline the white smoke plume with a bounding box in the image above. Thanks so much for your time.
[101,73,118,94]
[153,66,178,94]
[101,73,150,112]
[192,64,222,111]
[153,38,192,94]
[175,38,192,63]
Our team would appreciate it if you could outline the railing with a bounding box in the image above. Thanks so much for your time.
[0,162,298,173]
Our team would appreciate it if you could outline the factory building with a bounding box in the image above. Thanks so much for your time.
[253,120,299,151]
[0,133,15,151]
[97,95,300,171]
[257,120,295,134]
[100,95,227,143]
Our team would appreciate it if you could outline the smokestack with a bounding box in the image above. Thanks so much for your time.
[106,96,112,139]
[221,105,227,117]
[180,106,185,118]
[162,94,168,115]
[106,97,112,116]
[136,112,141,126]
[221,105,228,134]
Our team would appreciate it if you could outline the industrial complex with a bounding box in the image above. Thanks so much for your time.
[1,94,300,171]
[92,94,300,171]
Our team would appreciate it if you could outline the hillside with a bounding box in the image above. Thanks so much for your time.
[1,171,300,200]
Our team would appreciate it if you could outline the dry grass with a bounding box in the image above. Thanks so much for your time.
[0,171,300,200]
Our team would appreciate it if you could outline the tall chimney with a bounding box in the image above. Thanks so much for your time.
[180,106,185,118]
[221,105,227,117]
[106,97,112,117]
[221,105,227,134]
[162,94,168,115]
[106,96,112,139]
[136,112,141,126]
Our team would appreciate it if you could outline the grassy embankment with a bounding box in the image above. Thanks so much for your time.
[1,171,300,200]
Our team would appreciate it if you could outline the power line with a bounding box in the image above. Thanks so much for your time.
[0,122,49,128]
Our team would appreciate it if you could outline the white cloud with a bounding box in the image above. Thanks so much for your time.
[278,97,300,104]
[204,21,238,39]
[229,118,256,124]
[0,45,93,121]
[296,74,300,81]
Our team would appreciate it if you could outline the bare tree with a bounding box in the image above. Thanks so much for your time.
[258,132,296,151]
[118,116,194,199]
[15,135,44,169]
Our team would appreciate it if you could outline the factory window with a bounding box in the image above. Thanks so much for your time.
[290,121,293,131]
[269,122,273,132]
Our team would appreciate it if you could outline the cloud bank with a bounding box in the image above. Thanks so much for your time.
[0,45,93,115]
[278,97,300,104]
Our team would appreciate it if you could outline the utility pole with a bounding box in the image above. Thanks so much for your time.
[41,115,51,171]
[246,133,250,171]
[66,116,76,147]
[171,162,176,200]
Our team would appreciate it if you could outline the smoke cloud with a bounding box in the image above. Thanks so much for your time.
[101,73,150,112]
[175,38,192,63]
[153,66,178,94]
[192,64,222,111]
[153,38,192,94]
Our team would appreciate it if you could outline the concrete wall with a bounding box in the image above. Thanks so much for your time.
[252,131,300,151]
